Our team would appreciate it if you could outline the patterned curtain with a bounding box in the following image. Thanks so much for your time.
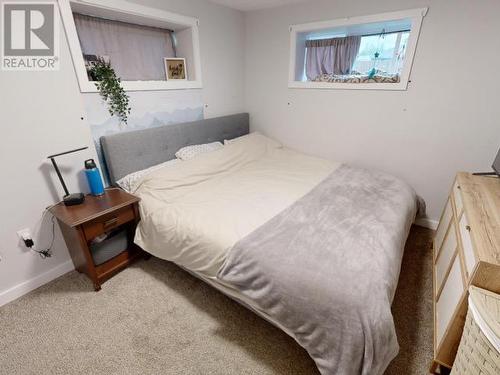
[305,36,361,80]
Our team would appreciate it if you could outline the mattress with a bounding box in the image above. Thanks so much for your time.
[131,133,420,374]
[132,133,339,277]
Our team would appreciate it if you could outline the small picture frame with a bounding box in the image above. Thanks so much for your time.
[164,58,187,81]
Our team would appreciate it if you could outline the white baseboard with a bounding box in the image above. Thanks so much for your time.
[0,260,74,307]
[415,217,439,230]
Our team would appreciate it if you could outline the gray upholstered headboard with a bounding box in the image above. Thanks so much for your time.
[101,113,249,185]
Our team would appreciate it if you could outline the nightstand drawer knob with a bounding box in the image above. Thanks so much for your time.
[103,217,119,231]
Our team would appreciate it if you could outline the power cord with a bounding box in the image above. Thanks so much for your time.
[24,191,120,259]
[23,210,56,259]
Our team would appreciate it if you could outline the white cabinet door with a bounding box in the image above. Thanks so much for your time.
[435,225,457,296]
[453,180,464,216]
[436,255,464,347]
[435,199,453,257]
[459,214,476,276]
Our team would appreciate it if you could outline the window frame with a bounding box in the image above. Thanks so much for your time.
[288,8,428,91]
[58,0,203,93]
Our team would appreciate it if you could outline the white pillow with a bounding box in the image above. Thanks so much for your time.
[117,159,180,193]
[175,141,223,161]
[224,134,248,145]
[225,132,282,149]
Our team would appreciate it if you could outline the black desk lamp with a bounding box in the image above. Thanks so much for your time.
[48,147,88,206]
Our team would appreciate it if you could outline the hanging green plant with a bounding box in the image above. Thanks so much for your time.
[88,58,131,124]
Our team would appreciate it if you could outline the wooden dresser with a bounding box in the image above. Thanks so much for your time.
[430,173,500,373]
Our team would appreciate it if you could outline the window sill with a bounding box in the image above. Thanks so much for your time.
[80,80,203,93]
[288,80,409,91]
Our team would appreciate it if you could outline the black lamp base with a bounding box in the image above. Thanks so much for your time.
[472,172,498,176]
[63,193,85,206]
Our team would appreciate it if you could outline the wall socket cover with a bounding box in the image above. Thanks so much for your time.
[17,229,32,240]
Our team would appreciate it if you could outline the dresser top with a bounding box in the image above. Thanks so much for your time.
[457,172,500,265]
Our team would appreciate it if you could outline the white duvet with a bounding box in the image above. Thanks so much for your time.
[132,133,339,277]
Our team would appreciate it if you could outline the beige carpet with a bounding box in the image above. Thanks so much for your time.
[0,226,433,375]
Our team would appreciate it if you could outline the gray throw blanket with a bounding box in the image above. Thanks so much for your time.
[217,165,419,375]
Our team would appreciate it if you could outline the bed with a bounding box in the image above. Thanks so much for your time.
[101,113,421,375]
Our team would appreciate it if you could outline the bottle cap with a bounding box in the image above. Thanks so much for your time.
[85,159,97,169]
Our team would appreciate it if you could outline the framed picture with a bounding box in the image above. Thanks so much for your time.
[164,58,187,80]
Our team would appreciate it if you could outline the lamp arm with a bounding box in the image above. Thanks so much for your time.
[50,157,70,197]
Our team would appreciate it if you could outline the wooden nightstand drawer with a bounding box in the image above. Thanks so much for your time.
[83,205,135,240]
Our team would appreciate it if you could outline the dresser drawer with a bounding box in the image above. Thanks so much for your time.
[458,214,476,276]
[453,180,464,216]
[436,255,465,347]
[432,173,500,372]
[83,206,135,241]
[435,199,453,258]
[435,225,457,296]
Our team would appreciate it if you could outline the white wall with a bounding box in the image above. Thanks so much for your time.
[0,0,245,305]
[244,0,500,222]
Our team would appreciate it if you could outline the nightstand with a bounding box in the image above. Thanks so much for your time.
[50,189,142,291]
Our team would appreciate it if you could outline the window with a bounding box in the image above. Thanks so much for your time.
[59,0,202,92]
[351,31,410,76]
[289,8,427,90]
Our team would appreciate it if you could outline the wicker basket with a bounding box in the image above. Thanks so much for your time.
[451,287,500,375]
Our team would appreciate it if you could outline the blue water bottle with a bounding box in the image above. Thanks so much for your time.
[84,159,105,196]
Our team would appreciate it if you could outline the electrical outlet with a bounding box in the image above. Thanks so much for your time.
[17,228,32,241]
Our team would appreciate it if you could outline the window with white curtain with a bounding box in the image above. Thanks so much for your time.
[73,13,176,81]
[59,0,202,92]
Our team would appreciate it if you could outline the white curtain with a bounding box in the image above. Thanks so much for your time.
[74,13,176,81]
[305,36,361,80]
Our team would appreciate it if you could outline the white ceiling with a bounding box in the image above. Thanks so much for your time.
[209,0,313,12]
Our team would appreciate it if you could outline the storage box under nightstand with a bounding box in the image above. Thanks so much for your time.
[50,189,142,291]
